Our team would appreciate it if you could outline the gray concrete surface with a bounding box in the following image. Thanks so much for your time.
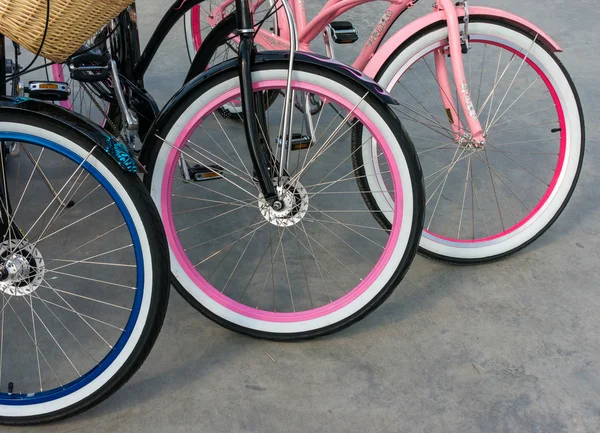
[5,0,600,431]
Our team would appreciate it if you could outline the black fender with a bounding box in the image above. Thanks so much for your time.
[141,51,398,165]
[0,96,140,173]
[186,50,397,106]
[184,13,238,84]
[183,13,396,106]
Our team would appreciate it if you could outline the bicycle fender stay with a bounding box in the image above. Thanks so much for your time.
[362,6,563,79]
[0,97,140,173]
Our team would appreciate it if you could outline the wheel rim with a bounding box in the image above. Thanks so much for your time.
[189,1,237,60]
[0,130,144,411]
[187,1,278,113]
[188,0,276,54]
[158,78,411,324]
[369,28,571,249]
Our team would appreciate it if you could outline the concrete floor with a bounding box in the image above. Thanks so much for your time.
[4,0,600,431]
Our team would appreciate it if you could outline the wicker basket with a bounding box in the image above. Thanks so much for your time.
[0,0,133,63]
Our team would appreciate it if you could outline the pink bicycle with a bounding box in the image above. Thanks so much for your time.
[183,0,585,264]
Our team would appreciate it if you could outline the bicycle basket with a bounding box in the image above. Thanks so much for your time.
[0,0,132,63]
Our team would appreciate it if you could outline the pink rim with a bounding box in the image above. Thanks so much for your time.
[52,64,72,110]
[431,39,566,243]
[161,80,406,322]
[190,6,243,106]
[388,38,566,244]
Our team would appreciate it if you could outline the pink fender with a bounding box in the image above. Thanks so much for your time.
[362,6,562,79]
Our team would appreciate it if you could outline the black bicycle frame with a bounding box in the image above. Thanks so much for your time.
[0,0,281,206]
[116,0,278,202]
[132,1,197,81]
[104,1,202,138]
[0,38,5,97]
[0,36,25,239]
[0,37,9,228]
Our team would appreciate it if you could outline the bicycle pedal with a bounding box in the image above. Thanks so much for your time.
[219,107,232,119]
[26,81,70,101]
[69,53,111,82]
[329,21,359,44]
[188,164,224,181]
[280,133,313,151]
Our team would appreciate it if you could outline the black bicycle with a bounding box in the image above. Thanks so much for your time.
[0,0,424,423]
[25,0,425,342]
[0,29,170,429]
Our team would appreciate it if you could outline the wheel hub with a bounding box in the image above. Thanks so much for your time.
[0,240,45,296]
[258,178,309,227]
[457,134,486,150]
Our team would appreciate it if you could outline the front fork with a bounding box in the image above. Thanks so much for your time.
[235,0,279,203]
[434,0,485,146]
[236,0,300,206]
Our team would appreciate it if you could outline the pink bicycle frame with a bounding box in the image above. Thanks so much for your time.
[435,0,484,143]
[206,0,411,61]
[274,0,485,143]
[203,0,567,144]
[220,0,484,142]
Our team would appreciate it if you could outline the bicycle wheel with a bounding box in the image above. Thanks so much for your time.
[145,62,424,340]
[184,3,280,116]
[184,0,236,63]
[353,18,584,263]
[184,0,276,63]
[0,110,168,424]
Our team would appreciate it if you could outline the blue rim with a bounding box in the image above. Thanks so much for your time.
[0,132,144,406]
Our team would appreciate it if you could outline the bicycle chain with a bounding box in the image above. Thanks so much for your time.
[80,82,130,146]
